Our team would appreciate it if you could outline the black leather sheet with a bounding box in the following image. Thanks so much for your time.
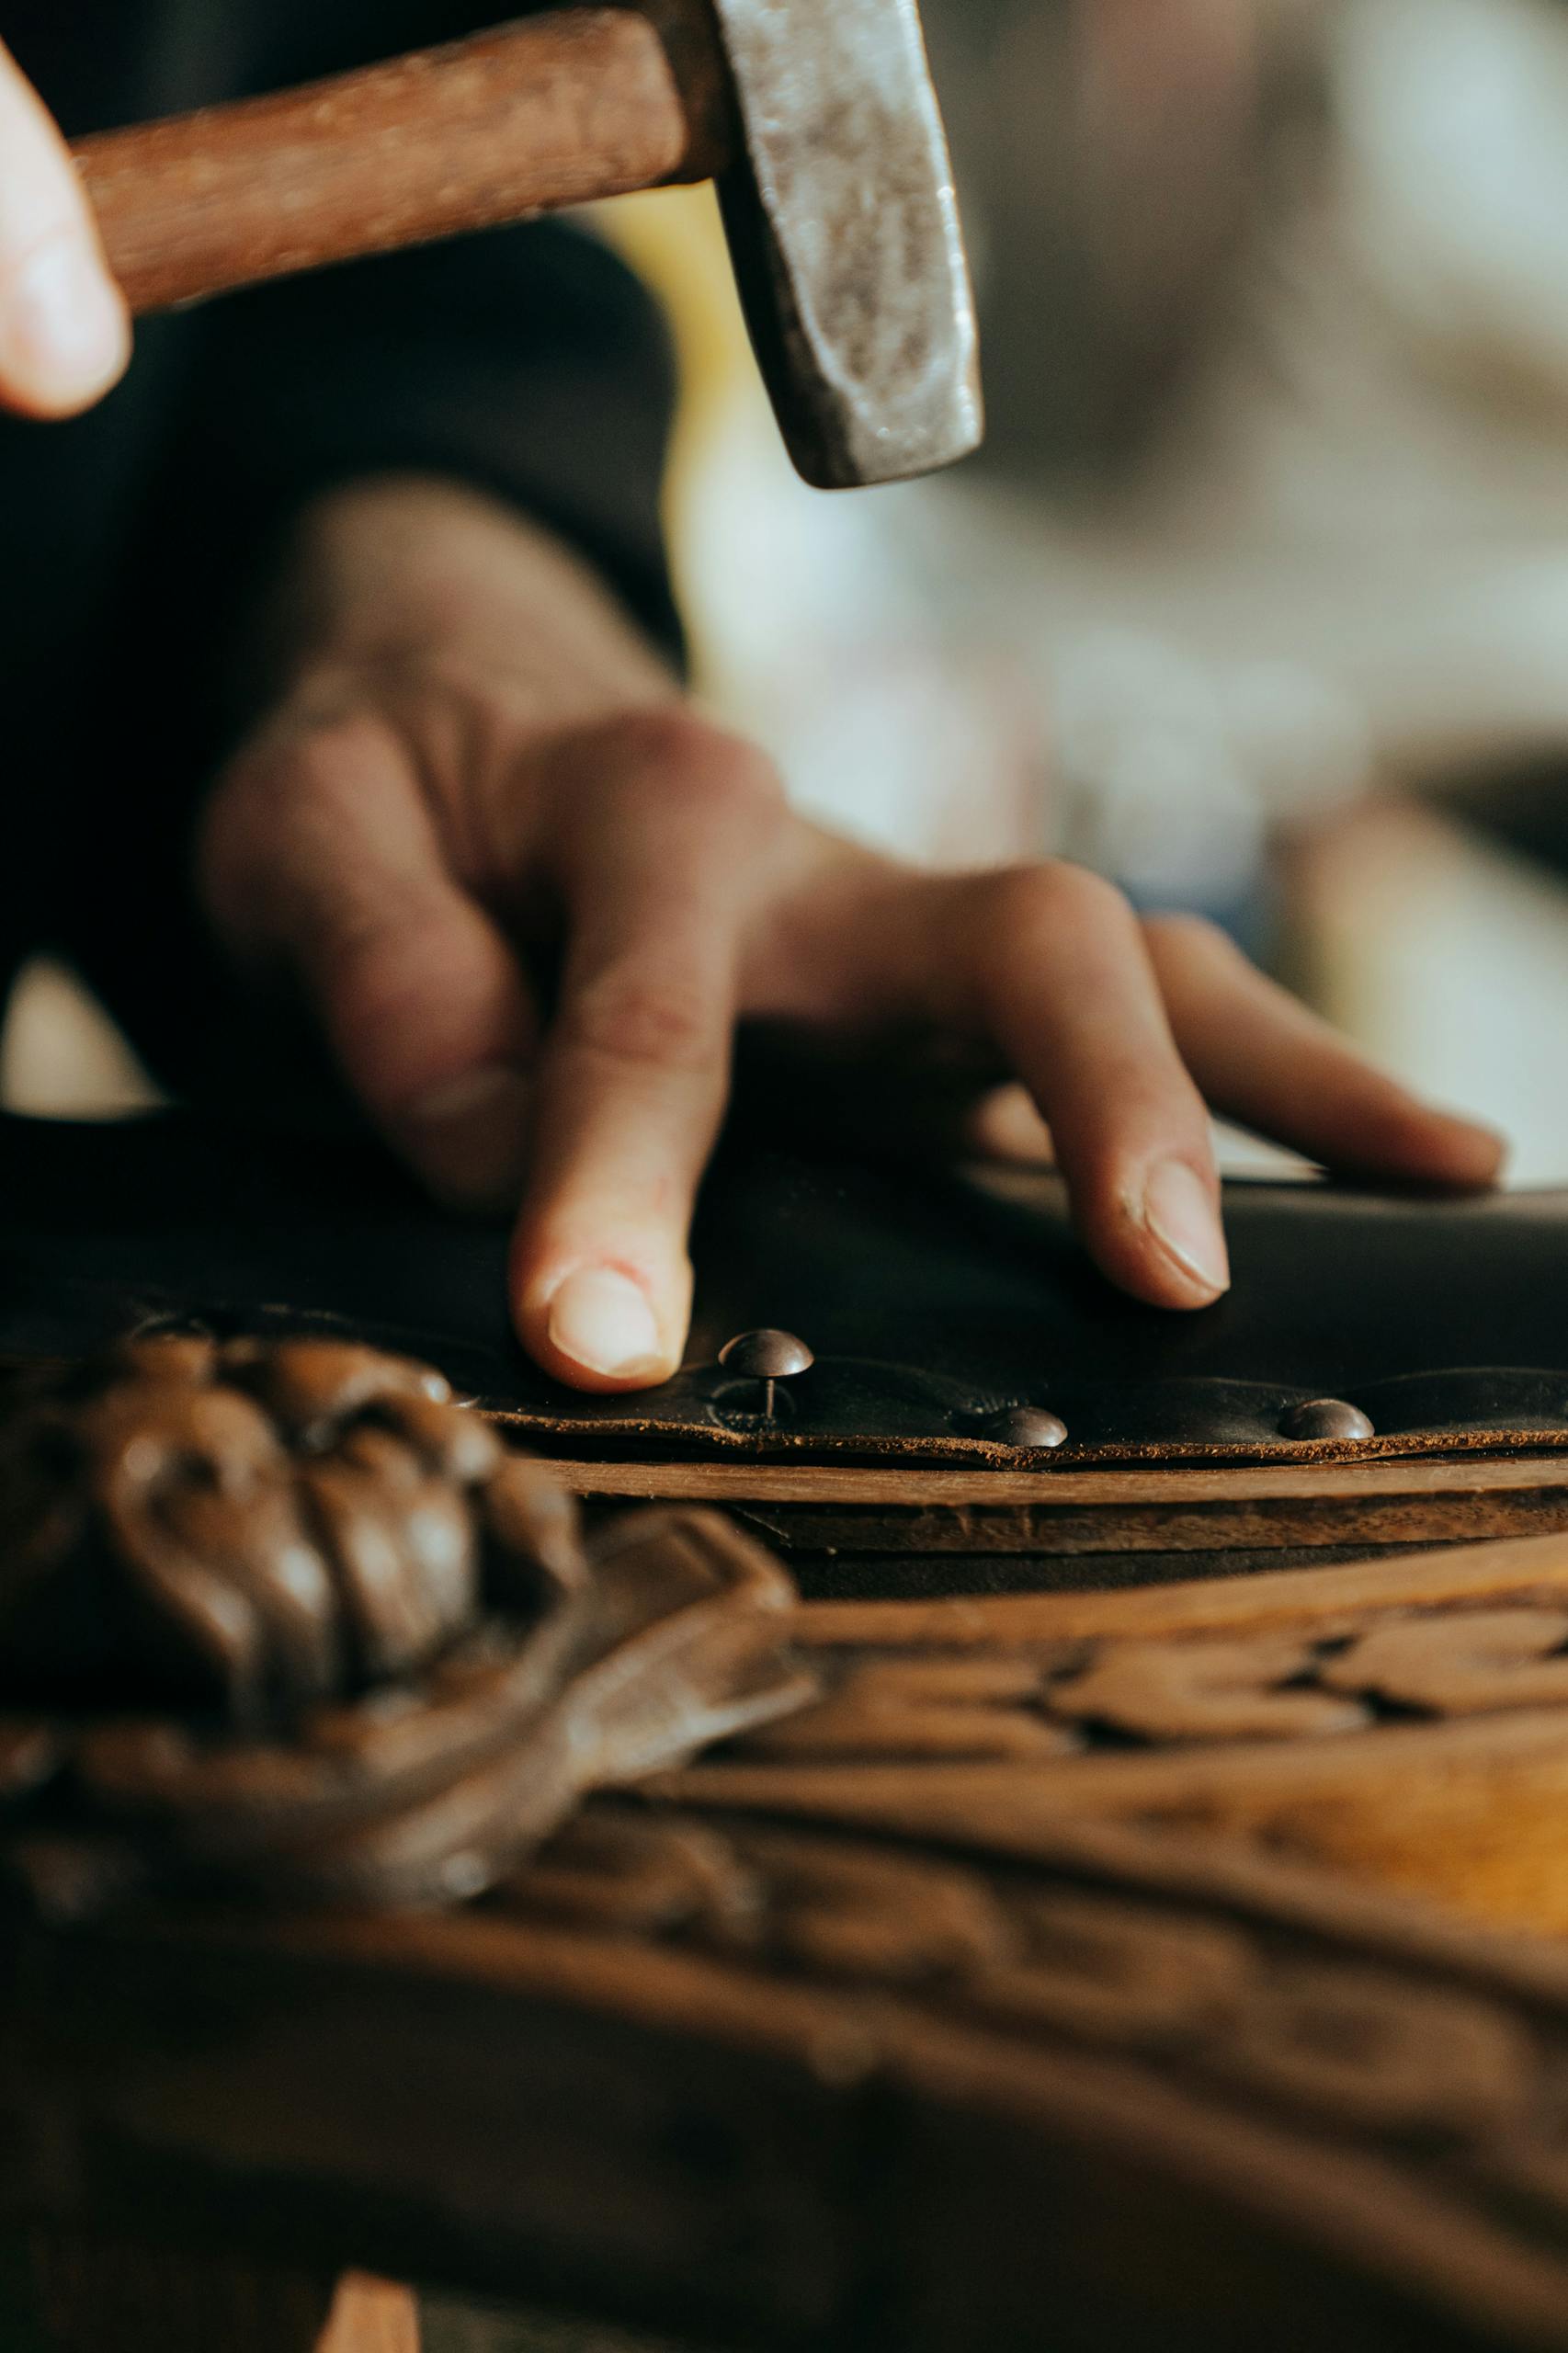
[0,1110,1562,1468]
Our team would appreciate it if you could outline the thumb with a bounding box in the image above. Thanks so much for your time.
[0,38,129,415]
[202,712,538,1212]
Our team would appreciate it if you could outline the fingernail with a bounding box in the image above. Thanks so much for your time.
[1142,1157,1230,1297]
[402,1065,530,1212]
[546,1267,664,1378]
[0,238,128,406]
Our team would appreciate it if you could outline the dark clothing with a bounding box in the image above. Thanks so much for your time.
[0,1,679,1090]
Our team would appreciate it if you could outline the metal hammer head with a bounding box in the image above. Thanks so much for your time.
[710,0,983,489]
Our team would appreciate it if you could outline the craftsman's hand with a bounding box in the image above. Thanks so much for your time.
[0,37,128,415]
[200,478,1506,1390]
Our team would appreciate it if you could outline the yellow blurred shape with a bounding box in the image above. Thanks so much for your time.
[593,187,764,575]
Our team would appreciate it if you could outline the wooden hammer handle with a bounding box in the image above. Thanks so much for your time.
[71,6,729,315]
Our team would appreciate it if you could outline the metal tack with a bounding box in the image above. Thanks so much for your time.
[980,1406,1069,1452]
[1279,1398,1375,1443]
[717,1330,815,1422]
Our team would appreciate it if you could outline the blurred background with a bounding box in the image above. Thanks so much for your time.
[16,0,1568,1187]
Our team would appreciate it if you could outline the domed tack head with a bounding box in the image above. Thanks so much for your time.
[716,1329,815,1424]
[1279,1397,1375,1443]
[718,1330,815,1381]
[982,1406,1069,1451]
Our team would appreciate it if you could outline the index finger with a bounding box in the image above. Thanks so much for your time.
[0,39,128,416]
[509,713,785,1389]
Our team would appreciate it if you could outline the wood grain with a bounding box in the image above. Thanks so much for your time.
[74,5,729,314]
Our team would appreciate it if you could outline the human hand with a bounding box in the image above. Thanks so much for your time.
[0,36,127,415]
[200,477,1505,1391]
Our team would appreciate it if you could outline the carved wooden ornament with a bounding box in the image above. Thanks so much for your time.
[0,1335,807,1912]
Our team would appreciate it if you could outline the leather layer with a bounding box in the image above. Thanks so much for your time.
[0,1111,1563,1468]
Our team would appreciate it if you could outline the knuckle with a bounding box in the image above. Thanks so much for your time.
[220,709,392,823]
[981,858,1132,949]
[1142,910,1238,968]
[275,709,397,803]
[597,705,712,776]
[1042,859,1134,926]
[560,963,722,1074]
[601,709,787,824]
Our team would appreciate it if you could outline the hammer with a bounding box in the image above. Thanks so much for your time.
[68,1,983,492]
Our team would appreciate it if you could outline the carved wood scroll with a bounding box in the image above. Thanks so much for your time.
[0,1336,807,1912]
[656,1530,1568,1938]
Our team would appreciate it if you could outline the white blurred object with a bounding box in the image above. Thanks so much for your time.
[1293,800,1568,1188]
[0,958,163,1118]
[1344,0,1568,435]
[771,642,1045,869]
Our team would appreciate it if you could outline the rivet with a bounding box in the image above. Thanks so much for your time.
[1279,1397,1374,1443]
[980,1406,1068,1451]
[717,1329,814,1422]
